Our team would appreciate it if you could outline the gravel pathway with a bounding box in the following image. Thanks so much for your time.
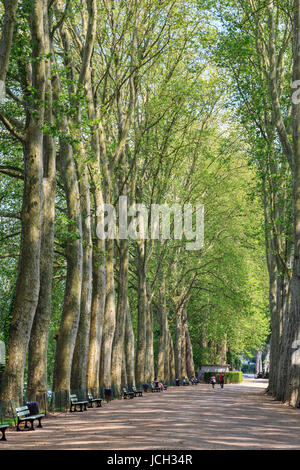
[1,379,300,450]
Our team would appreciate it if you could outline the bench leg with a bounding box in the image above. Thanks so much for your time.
[0,429,7,441]
[37,418,43,428]
[29,420,35,431]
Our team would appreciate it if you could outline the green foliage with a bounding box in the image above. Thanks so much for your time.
[0,0,272,393]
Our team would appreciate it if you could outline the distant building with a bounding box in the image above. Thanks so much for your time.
[198,364,230,379]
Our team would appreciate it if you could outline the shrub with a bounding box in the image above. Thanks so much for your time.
[203,371,243,384]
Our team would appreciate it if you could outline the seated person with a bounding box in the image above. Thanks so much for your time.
[153,377,164,391]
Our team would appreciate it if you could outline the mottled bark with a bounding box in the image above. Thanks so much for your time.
[71,169,92,391]
[52,135,83,393]
[99,239,116,388]
[175,305,183,378]
[121,347,127,387]
[256,350,263,374]
[145,282,154,383]
[264,344,270,374]
[135,241,147,384]
[27,5,56,400]
[287,0,300,407]
[267,249,279,395]
[0,0,45,406]
[53,0,97,394]
[111,239,129,393]
[180,307,187,379]
[184,317,195,378]
[153,273,175,383]
[124,298,135,386]
[167,329,176,382]
[157,276,168,381]
[87,235,105,392]
[0,0,18,89]
[86,76,106,392]
[217,338,227,365]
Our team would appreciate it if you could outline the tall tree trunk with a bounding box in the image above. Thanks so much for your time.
[167,329,176,382]
[175,305,183,378]
[256,350,263,374]
[99,239,116,388]
[264,344,270,374]
[26,5,56,400]
[0,0,18,98]
[86,72,106,393]
[71,169,92,391]
[135,241,147,384]
[121,347,127,387]
[267,250,280,395]
[276,273,292,400]
[181,307,188,379]
[52,138,83,394]
[288,0,300,407]
[52,0,97,393]
[87,234,106,392]
[111,239,129,394]
[157,275,168,381]
[184,318,195,378]
[0,0,45,407]
[125,298,135,386]
[68,0,97,390]
[145,283,154,382]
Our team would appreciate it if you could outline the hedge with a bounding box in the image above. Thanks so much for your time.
[203,371,243,384]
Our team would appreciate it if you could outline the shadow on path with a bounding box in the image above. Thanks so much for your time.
[1,379,300,450]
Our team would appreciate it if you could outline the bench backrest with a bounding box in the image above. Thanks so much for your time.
[16,406,30,418]
[70,394,78,402]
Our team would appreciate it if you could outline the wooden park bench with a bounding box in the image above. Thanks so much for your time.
[69,394,88,412]
[0,424,9,441]
[122,387,135,399]
[131,386,143,397]
[16,405,44,431]
[151,383,160,392]
[87,393,102,408]
[189,377,197,385]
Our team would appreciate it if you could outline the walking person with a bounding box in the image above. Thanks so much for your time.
[210,375,216,389]
[219,373,225,389]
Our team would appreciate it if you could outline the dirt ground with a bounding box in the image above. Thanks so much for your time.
[1,378,300,450]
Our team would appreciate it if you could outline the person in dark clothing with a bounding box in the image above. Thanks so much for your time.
[219,373,225,389]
